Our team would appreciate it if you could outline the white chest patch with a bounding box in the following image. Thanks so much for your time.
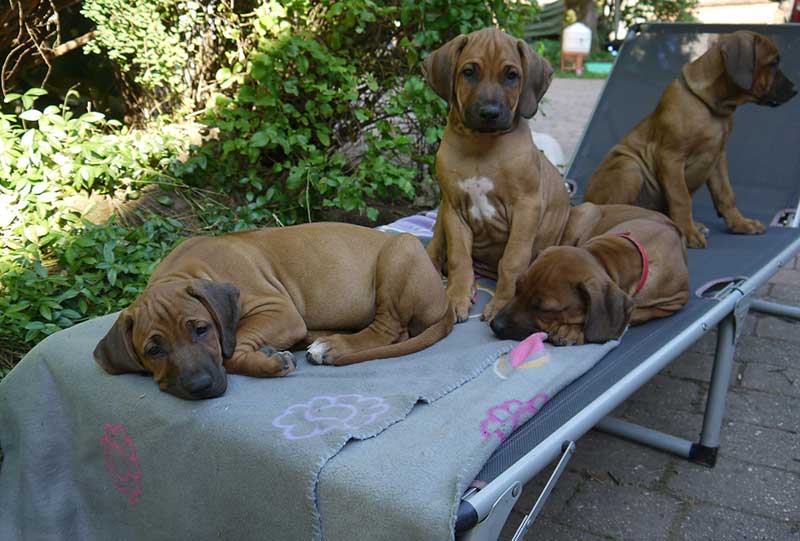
[457,176,496,221]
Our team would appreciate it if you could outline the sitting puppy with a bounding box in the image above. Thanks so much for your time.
[94,223,454,400]
[490,204,689,344]
[584,31,797,248]
[423,27,571,323]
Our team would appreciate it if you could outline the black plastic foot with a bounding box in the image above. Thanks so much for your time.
[689,443,719,468]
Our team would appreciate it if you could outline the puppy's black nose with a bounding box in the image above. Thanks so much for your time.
[490,316,507,338]
[182,372,213,394]
[478,103,501,120]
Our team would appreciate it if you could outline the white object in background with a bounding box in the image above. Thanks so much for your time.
[562,22,592,54]
[531,129,567,174]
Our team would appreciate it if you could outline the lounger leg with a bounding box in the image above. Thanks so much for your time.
[689,312,736,467]
[510,441,576,541]
[595,417,692,457]
[457,442,576,541]
[597,313,738,468]
[750,299,800,320]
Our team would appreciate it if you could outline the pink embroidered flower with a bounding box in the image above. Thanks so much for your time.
[480,393,549,442]
[272,394,390,440]
[101,424,142,506]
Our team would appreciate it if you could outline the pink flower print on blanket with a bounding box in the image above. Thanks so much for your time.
[101,424,142,506]
[480,393,549,443]
[272,394,391,440]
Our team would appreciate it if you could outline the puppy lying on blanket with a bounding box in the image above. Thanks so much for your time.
[585,31,797,248]
[490,204,689,345]
[94,223,454,400]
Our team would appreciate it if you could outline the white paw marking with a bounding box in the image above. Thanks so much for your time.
[307,339,330,365]
[458,176,496,221]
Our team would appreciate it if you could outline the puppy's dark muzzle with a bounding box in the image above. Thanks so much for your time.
[489,315,508,338]
[490,311,532,341]
[760,72,797,107]
[181,372,213,394]
[170,368,228,400]
[464,100,512,133]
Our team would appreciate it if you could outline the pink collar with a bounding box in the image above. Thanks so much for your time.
[615,232,649,295]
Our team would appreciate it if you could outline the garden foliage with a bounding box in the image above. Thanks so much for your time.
[0,87,188,363]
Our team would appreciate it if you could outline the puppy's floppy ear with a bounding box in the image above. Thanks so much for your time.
[422,34,468,104]
[94,310,143,375]
[517,39,553,118]
[720,31,757,91]
[187,279,240,359]
[579,278,634,343]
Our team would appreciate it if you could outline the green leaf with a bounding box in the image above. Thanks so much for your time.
[354,109,370,122]
[79,112,105,123]
[33,260,48,278]
[39,305,52,321]
[157,195,174,207]
[250,131,270,148]
[296,56,309,75]
[19,110,42,121]
[23,226,40,245]
[103,242,115,264]
[238,85,256,103]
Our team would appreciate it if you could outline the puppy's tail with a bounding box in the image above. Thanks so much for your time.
[334,307,456,365]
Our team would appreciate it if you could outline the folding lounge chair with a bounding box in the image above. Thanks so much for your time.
[455,23,800,540]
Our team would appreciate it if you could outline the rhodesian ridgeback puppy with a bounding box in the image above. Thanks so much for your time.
[585,31,797,249]
[94,223,454,400]
[423,28,571,323]
[490,203,689,345]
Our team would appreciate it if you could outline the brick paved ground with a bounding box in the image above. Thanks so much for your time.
[500,79,800,540]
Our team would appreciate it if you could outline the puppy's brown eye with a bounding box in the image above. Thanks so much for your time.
[462,67,475,77]
[146,344,163,357]
[506,70,519,81]
[195,325,209,337]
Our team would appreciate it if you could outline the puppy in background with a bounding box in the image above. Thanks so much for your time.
[490,205,689,345]
[585,31,797,248]
[423,27,571,323]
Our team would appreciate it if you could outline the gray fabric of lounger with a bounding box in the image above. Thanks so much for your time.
[0,278,616,540]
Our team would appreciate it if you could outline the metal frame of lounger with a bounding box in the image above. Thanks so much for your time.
[455,23,800,540]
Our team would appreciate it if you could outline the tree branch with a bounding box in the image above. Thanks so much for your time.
[47,30,95,58]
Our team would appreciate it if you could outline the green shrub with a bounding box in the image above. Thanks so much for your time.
[0,217,183,347]
[0,88,191,358]
[80,0,253,117]
[177,0,539,223]
[531,39,562,67]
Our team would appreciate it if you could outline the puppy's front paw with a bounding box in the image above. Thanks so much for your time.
[728,217,765,235]
[693,221,709,236]
[548,325,585,347]
[229,349,296,377]
[447,290,474,323]
[684,225,707,249]
[481,298,507,322]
